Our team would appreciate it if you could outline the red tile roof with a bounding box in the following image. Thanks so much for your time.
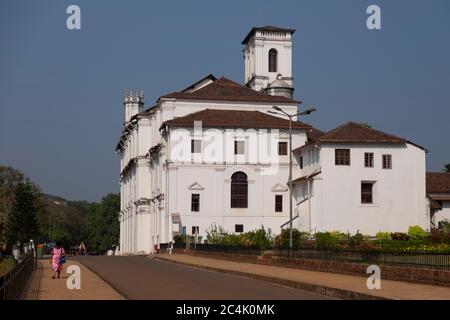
[160,76,299,104]
[161,109,312,130]
[293,122,426,152]
[242,25,296,44]
[427,172,450,194]
[315,122,407,144]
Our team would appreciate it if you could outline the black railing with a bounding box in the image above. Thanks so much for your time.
[0,253,35,300]
[192,244,263,256]
[189,244,450,270]
[275,248,450,270]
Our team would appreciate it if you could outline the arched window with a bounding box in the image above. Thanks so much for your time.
[231,172,248,208]
[268,49,278,72]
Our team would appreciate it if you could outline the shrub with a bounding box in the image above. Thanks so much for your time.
[375,232,390,241]
[390,232,410,241]
[398,244,450,254]
[315,231,342,249]
[427,229,450,245]
[206,223,228,244]
[408,225,428,241]
[348,231,364,247]
[173,234,185,244]
[356,241,377,251]
[275,229,310,249]
[245,226,274,249]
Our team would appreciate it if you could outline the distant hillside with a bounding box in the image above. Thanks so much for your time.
[38,193,90,245]
[1,165,119,254]
[0,165,91,246]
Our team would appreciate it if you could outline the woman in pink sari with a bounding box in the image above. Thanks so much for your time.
[50,242,65,279]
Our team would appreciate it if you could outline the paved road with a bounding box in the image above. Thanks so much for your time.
[73,256,330,300]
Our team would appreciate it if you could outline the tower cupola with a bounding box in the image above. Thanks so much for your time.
[124,90,144,124]
[242,26,295,92]
[264,73,294,98]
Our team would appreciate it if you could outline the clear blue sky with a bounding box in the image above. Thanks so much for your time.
[1,0,449,202]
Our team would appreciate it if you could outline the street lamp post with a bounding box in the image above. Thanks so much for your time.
[268,106,316,252]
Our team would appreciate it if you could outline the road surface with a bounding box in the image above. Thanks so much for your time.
[73,256,330,300]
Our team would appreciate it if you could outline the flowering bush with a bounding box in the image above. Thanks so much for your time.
[398,244,450,254]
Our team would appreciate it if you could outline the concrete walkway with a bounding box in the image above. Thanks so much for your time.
[156,254,450,300]
[24,259,124,300]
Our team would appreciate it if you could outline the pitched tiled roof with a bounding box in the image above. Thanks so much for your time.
[316,122,407,144]
[427,172,450,194]
[160,76,299,104]
[242,25,296,44]
[293,122,426,152]
[161,109,312,130]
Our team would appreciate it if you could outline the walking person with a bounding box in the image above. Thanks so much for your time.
[50,242,65,279]
[79,242,86,256]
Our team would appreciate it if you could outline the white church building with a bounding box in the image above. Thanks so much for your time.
[116,26,429,254]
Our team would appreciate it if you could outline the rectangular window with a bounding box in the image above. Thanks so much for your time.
[275,195,283,212]
[335,149,350,166]
[234,140,245,155]
[191,139,201,154]
[191,194,200,212]
[235,224,244,233]
[361,182,374,204]
[278,142,288,156]
[299,156,303,169]
[192,226,199,235]
[382,154,392,169]
[364,152,374,168]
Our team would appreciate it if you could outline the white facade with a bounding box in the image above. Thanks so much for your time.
[118,95,302,254]
[117,26,431,255]
[435,201,450,227]
[165,125,306,238]
[293,143,428,235]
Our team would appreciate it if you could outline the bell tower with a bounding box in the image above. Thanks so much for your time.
[242,26,295,94]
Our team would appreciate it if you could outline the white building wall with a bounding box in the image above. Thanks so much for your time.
[164,99,299,122]
[165,126,307,239]
[295,143,427,236]
[168,164,292,237]
[434,201,450,227]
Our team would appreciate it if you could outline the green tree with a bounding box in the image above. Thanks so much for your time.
[0,166,28,244]
[5,182,39,248]
[444,164,450,173]
[82,193,120,254]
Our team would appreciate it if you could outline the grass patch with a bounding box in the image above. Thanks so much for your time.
[0,258,15,277]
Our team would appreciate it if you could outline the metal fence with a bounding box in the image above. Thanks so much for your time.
[275,248,450,270]
[193,244,262,256]
[189,244,450,270]
[0,253,35,300]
